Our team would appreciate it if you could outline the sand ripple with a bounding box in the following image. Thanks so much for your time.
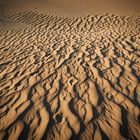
[0,11,140,140]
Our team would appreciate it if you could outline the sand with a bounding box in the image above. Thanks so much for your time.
[0,0,140,140]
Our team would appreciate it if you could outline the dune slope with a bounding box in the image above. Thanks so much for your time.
[0,4,140,140]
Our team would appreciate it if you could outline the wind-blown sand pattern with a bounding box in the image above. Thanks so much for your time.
[0,2,140,140]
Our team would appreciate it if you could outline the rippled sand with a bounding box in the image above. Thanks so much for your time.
[0,1,140,140]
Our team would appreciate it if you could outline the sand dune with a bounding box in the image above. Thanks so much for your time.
[0,1,140,140]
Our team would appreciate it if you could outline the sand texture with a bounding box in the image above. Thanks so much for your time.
[0,1,140,140]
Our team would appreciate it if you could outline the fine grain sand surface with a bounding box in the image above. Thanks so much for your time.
[0,0,140,140]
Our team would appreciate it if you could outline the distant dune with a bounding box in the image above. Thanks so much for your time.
[0,0,140,16]
[0,0,140,140]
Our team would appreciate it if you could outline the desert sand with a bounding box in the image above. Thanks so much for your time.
[0,0,140,140]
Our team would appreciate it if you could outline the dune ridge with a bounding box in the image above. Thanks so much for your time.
[0,10,140,140]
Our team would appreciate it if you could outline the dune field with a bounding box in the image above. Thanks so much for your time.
[0,0,140,140]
